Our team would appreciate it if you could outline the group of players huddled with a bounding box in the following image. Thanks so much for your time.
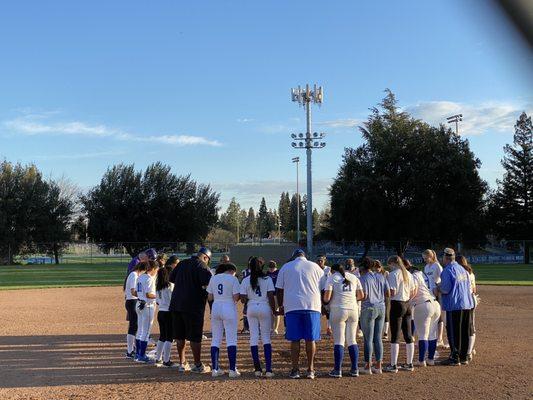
[124,246,478,379]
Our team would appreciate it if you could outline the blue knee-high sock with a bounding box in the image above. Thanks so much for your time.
[419,340,428,362]
[428,339,437,360]
[210,346,219,371]
[228,345,237,371]
[411,320,415,335]
[250,345,260,370]
[264,343,272,372]
[135,339,141,357]
[138,341,146,357]
[348,344,359,371]
[334,345,344,372]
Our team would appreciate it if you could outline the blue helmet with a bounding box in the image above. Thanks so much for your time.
[198,247,212,260]
[292,248,306,258]
[145,248,157,260]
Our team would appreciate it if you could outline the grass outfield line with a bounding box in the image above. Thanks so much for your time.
[0,262,531,290]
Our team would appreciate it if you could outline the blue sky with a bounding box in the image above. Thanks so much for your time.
[1,1,531,212]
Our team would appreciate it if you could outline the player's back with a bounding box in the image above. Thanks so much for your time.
[209,273,240,303]
[241,275,274,303]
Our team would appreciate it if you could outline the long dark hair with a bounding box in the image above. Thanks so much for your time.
[249,257,266,290]
[156,266,170,292]
[331,263,349,285]
[360,257,374,272]
[456,255,473,274]
[216,263,237,275]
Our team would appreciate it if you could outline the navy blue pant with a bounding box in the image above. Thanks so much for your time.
[446,309,472,361]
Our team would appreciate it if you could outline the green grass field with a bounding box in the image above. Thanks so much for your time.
[0,262,531,290]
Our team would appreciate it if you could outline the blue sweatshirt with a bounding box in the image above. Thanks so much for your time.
[439,261,474,311]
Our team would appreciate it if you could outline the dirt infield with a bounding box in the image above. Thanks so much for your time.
[0,286,531,400]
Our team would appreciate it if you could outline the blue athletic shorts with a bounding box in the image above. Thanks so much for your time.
[285,310,321,341]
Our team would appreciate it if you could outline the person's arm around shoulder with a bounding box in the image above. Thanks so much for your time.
[146,277,157,299]
[275,266,285,314]
[232,276,241,303]
[206,276,215,302]
[199,264,212,289]
[322,274,334,304]
[388,270,398,297]
[266,276,276,314]
[239,276,249,304]
[354,276,364,301]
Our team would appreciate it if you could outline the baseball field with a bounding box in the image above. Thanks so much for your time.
[0,265,532,399]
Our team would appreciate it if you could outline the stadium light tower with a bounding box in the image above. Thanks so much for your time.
[292,156,300,245]
[447,114,463,135]
[290,84,326,258]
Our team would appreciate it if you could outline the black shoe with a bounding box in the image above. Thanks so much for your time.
[440,358,461,366]
[289,369,300,379]
[400,363,414,371]
[460,358,469,365]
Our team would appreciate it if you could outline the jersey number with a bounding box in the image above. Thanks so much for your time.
[255,286,262,297]
[342,283,352,292]
[136,282,142,292]
[217,283,223,295]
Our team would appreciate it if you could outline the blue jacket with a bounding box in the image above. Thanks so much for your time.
[439,261,474,311]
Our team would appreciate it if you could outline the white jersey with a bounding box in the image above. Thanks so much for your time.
[387,268,416,302]
[207,273,240,303]
[319,266,331,291]
[411,270,436,306]
[275,256,323,313]
[125,271,138,300]
[468,272,476,293]
[136,273,156,304]
[325,272,362,310]
[424,262,443,286]
[240,275,275,304]
[156,283,174,312]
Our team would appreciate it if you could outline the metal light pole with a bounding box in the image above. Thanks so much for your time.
[446,114,463,135]
[292,156,300,244]
[290,84,326,258]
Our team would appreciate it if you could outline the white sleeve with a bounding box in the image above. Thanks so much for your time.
[275,267,284,289]
[387,271,398,292]
[433,264,443,284]
[266,277,275,292]
[147,277,156,295]
[324,275,333,291]
[206,278,214,294]
[355,276,363,292]
[240,278,248,295]
[125,273,135,292]
[232,277,241,295]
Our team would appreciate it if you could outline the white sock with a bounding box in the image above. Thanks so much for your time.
[155,340,164,360]
[127,334,135,353]
[406,342,415,364]
[468,334,476,355]
[163,341,172,363]
[384,322,389,336]
[391,343,400,366]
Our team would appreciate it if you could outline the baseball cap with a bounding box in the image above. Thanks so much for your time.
[443,248,455,257]
[198,247,212,260]
[292,248,306,258]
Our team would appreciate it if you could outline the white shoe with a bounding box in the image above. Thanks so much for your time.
[371,367,383,374]
[177,362,190,372]
[229,369,241,378]
[472,349,477,356]
[211,369,225,377]
[265,371,275,378]
[415,360,426,367]
[254,370,263,377]
[427,359,435,366]
[202,334,208,340]
[359,368,372,375]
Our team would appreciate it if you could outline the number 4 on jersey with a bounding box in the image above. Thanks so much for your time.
[255,286,262,297]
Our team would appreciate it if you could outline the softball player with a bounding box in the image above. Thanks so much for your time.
[240,257,252,334]
[373,260,390,339]
[456,255,477,360]
[318,255,332,336]
[323,263,364,378]
[154,266,175,367]
[207,263,241,378]
[135,260,159,363]
[240,257,277,377]
[410,268,440,366]
[125,262,146,358]
[266,260,281,334]
[384,256,416,373]
[422,249,446,348]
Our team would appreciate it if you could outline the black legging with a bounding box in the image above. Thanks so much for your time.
[390,300,413,344]
[446,309,473,361]
[125,299,138,335]
[157,310,173,342]
[385,296,391,323]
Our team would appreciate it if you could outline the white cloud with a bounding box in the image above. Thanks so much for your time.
[33,150,126,161]
[3,113,222,147]
[237,118,254,123]
[406,101,532,135]
[316,118,361,128]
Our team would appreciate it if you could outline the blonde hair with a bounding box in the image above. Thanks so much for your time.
[387,255,409,283]
[422,249,436,264]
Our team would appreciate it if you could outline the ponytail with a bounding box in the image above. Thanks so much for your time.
[387,255,409,283]
[332,263,349,285]
[249,257,265,290]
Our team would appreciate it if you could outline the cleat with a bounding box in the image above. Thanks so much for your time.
[439,358,461,366]
[125,351,135,359]
[371,367,382,374]
[163,361,177,368]
[228,369,241,378]
[211,369,225,377]
[400,363,414,371]
[254,370,263,377]
[306,370,316,380]
[154,359,163,367]
[289,369,300,379]
[359,368,372,375]
[426,359,435,366]
[265,371,275,378]
[190,363,209,373]
[177,362,190,372]
[384,364,398,373]
[415,360,426,367]
[329,369,342,378]
[349,369,360,377]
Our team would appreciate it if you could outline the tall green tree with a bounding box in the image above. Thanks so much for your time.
[330,90,488,255]
[244,207,257,238]
[489,112,532,262]
[82,162,219,256]
[257,197,270,238]
[219,197,242,239]
[278,192,291,233]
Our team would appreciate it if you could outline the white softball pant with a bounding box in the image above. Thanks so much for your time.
[413,300,441,340]
[330,307,359,347]
[136,303,155,342]
[247,302,272,346]
[211,302,238,348]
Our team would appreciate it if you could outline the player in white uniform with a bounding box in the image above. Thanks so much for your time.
[422,249,446,348]
[410,268,441,366]
[240,257,277,377]
[317,255,332,336]
[207,263,241,378]
[456,255,477,360]
[323,264,364,378]
[154,266,175,367]
[125,262,146,358]
[384,256,416,373]
[134,260,159,363]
